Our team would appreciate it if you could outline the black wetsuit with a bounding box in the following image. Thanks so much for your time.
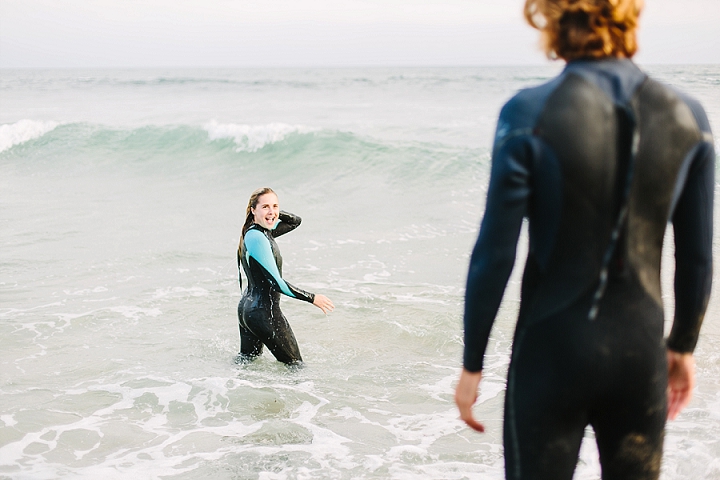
[463,58,714,479]
[237,211,315,365]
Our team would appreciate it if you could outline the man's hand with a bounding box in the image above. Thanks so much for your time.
[455,368,485,432]
[667,350,695,421]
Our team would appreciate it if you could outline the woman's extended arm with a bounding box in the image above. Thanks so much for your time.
[244,229,315,302]
[247,216,334,313]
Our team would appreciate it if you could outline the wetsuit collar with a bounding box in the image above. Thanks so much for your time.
[563,57,639,76]
[563,57,646,105]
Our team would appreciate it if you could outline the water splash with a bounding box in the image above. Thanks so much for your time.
[0,119,59,152]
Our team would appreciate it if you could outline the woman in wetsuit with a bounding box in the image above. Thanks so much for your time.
[237,187,334,365]
[455,1,714,478]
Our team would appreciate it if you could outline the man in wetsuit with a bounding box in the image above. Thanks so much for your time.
[455,1,714,478]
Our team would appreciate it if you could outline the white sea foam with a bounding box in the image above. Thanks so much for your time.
[106,306,162,320]
[151,286,209,299]
[0,415,17,427]
[0,119,59,153]
[0,376,270,478]
[203,120,317,152]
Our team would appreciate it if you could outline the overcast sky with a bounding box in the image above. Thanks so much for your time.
[1,0,718,68]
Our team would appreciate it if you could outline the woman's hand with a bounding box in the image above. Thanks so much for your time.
[667,350,695,421]
[455,368,485,432]
[313,294,334,314]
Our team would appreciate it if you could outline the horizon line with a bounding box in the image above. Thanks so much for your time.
[2,62,720,70]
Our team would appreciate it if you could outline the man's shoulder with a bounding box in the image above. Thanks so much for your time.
[499,76,564,132]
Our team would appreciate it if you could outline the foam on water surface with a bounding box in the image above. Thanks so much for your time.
[0,119,59,152]
[203,121,319,152]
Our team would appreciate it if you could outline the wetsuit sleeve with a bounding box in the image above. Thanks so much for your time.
[244,229,315,303]
[463,127,533,373]
[272,211,302,237]
[668,133,714,353]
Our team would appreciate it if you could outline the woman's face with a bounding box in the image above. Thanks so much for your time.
[252,192,280,230]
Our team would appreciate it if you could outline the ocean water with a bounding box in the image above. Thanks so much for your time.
[1,65,719,479]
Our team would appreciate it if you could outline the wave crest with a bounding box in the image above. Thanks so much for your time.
[0,119,59,153]
[203,121,317,152]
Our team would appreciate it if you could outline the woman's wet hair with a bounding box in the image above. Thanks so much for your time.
[524,0,643,61]
[241,187,276,242]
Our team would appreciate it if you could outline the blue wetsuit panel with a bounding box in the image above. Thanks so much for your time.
[244,229,296,298]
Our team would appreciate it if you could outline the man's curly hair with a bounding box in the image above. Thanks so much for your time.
[524,0,643,61]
